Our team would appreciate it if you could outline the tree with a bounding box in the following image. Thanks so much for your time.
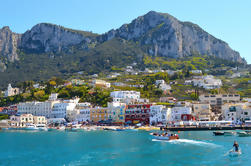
[34,90,45,100]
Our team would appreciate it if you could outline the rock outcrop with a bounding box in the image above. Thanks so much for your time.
[20,23,92,53]
[0,26,21,62]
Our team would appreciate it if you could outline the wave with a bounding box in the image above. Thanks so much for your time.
[152,139,220,147]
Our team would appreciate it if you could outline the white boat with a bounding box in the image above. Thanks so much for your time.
[153,134,179,141]
[36,124,48,131]
[57,126,65,131]
[238,131,251,137]
[24,124,39,130]
[229,149,241,156]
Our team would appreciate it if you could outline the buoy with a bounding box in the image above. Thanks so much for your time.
[178,131,180,133]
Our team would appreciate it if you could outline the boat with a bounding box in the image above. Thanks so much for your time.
[114,128,125,131]
[57,126,65,131]
[24,124,39,130]
[36,124,48,131]
[224,131,236,136]
[153,133,179,141]
[213,131,224,136]
[103,127,113,131]
[238,131,251,137]
[229,149,242,156]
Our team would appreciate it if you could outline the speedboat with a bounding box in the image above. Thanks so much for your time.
[153,133,179,141]
[238,131,251,137]
[213,131,224,136]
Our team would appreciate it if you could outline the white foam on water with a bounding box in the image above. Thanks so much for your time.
[152,138,220,147]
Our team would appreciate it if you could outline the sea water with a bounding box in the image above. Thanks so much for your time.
[0,130,250,166]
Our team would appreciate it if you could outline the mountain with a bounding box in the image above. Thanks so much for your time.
[99,11,243,62]
[0,11,246,88]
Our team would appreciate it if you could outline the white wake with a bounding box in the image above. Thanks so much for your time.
[152,138,220,147]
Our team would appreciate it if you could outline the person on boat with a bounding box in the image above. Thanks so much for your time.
[233,141,239,152]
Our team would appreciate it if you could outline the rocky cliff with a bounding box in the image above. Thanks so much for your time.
[0,11,246,69]
[0,26,21,62]
[100,11,244,62]
[20,23,95,53]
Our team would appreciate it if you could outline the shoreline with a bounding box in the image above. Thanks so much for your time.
[2,125,251,132]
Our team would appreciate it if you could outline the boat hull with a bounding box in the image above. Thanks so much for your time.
[154,135,179,141]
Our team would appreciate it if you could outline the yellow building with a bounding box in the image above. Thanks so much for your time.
[9,114,47,127]
[90,107,108,123]
[33,116,47,125]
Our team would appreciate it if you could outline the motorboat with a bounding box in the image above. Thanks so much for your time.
[36,124,48,131]
[213,131,224,136]
[238,131,251,137]
[153,133,179,141]
[103,127,113,131]
[24,124,39,130]
[57,126,65,131]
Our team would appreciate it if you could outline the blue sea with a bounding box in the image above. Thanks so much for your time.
[0,130,250,166]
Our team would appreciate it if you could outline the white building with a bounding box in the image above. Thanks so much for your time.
[18,100,59,118]
[51,98,80,121]
[199,94,240,107]
[192,75,222,90]
[92,79,111,88]
[75,102,91,122]
[171,106,192,122]
[223,103,251,123]
[155,80,171,91]
[51,102,76,119]
[192,103,212,121]
[191,70,202,74]
[110,91,140,103]
[4,84,19,97]
[150,105,171,125]
[159,84,171,91]
[166,70,178,76]
[155,80,165,86]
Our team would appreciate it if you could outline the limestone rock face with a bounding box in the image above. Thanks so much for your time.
[20,23,89,53]
[0,26,21,62]
[101,11,244,63]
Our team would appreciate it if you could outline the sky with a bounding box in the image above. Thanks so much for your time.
[0,0,250,63]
